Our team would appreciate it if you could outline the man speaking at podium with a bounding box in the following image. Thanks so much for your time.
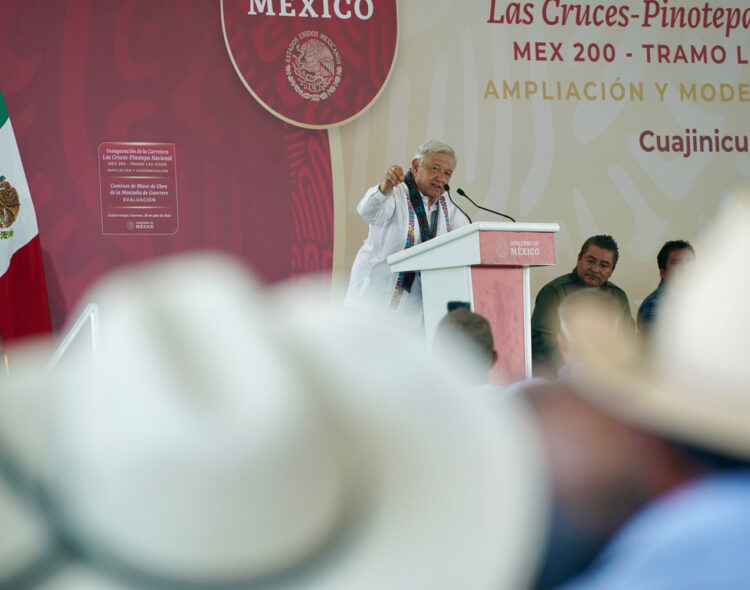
[345,140,470,325]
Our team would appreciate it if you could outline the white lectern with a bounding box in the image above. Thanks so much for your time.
[388,222,559,383]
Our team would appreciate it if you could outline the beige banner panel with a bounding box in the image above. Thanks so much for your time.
[332,0,750,309]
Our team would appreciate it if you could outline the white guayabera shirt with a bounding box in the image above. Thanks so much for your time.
[345,182,469,326]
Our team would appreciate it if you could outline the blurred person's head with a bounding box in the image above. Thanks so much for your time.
[557,289,624,369]
[0,254,548,590]
[433,308,497,385]
[528,192,750,588]
[575,235,619,288]
[523,379,691,588]
[524,375,750,589]
[656,240,695,282]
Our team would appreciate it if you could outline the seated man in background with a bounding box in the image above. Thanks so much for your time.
[637,239,695,335]
[531,235,634,376]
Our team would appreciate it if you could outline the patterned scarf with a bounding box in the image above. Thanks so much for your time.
[390,171,452,311]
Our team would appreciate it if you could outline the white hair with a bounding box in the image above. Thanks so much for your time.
[413,140,457,168]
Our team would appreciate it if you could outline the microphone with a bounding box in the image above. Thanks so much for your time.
[457,188,516,222]
[444,184,472,224]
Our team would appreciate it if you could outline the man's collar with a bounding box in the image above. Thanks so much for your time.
[422,193,440,209]
[570,268,609,288]
[570,268,584,284]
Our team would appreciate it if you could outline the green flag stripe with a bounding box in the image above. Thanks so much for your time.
[0,89,8,128]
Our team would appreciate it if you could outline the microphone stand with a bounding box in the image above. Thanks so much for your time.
[457,188,516,222]
[444,184,472,224]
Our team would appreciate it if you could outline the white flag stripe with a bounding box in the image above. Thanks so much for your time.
[0,118,39,277]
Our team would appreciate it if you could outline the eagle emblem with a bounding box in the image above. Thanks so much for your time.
[0,176,19,239]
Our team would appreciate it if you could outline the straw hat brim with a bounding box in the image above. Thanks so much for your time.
[0,255,550,590]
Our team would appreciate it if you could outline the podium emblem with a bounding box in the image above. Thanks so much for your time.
[494,240,509,259]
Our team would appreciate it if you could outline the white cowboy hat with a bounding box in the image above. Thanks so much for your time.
[570,189,750,461]
[0,253,548,590]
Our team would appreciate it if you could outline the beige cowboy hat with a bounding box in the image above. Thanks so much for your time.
[568,189,750,461]
[0,253,548,589]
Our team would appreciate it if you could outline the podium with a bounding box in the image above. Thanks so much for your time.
[388,222,559,383]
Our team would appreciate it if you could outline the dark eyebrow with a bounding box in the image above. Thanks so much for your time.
[587,255,611,266]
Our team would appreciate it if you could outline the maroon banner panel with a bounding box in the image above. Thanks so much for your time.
[1,1,334,332]
[472,266,525,384]
[222,0,398,128]
[479,231,556,266]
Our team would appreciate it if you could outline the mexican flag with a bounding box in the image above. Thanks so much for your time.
[0,89,51,344]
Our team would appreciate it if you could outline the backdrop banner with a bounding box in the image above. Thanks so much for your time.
[221,0,398,128]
